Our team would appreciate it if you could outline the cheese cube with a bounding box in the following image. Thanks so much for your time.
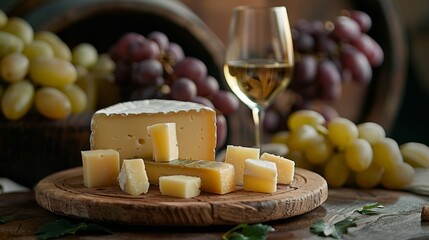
[118,158,149,195]
[147,122,178,162]
[81,149,120,188]
[159,175,201,198]
[224,145,260,185]
[144,159,236,194]
[90,99,216,161]
[243,159,277,193]
[260,152,295,184]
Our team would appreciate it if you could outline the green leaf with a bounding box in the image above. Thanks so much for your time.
[36,219,112,240]
[310,218,356,239]
[222,223,274,240]
[356,202,384,215]
[334,218,357,236]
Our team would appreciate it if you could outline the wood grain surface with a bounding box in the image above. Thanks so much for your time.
[34,167,328,226]
[2,188,429,239]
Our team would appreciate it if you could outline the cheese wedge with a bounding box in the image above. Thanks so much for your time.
[90,99,216,161]
[159,175,201,198]
[147,122,178,162]
[118,158,149,195]
[224,145,260,185]
[144,159,236,194]
[260,152,295,184]
[243,159,277,193]
[81,149,120,188]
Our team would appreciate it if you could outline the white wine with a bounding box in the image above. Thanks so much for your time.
[224,59,293,108]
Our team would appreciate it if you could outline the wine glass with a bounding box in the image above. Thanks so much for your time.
[224,6,294,148]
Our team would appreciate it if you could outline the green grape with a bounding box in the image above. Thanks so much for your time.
[344,138,373,172]
[287,109,326,132]
[287,124,318,151]
[93,72,121,109]
[324,153,350,188]
[372,137,403,171]
[304,134,333,165]
[76,70,96,111]
[0,52,29,83]
[0,9,7,28]
[1,80,34,120]
[90,53,115,73]
[60,83,87,114]
[0,31,24,58]
[35,87,71,119]
[327,117,358,149]
[355,162,384,188]
[34,31,71,61]
[271,130,289,145]
[72,43,98,68]
[286,150,314,170]
[22,40,54,61]
[381,162,415,190]
[1,17,33,44]
[29,56,77,87]
[357,122,386,145]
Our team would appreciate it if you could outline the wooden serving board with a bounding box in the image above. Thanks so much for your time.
[35,167,328,226]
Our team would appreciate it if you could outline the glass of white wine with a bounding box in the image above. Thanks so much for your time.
[224,6,294,148]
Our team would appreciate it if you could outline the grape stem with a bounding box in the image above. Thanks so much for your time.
[252,106,265,148]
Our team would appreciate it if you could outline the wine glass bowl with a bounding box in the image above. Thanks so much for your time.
[224,6,294,147]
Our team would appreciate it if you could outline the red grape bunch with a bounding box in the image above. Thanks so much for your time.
[265,10,384,133]
[108,31,239,149]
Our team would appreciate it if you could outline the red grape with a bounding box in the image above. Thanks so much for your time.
[293,54,317,85]
[212,90,239,115]
[340,45,372,84]
[216,114,227,149]
[263,109,281,133]
[317,60,342,101]
[148,31,169,50]
[352,34,384,67]
[192,96,215,109]
[114,61,131,85]
[110,32,145,61]
[170,77,197,101]
[128,39,160,62]
[167,43,185,63]
[349,10,372,32]
[196,75,219,97]
[174,57,207,84]
[132,59,163,86]
[332,16,361,42]
[129,85,162,100]
[294,32,315,53]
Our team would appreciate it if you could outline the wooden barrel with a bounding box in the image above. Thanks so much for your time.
[0,0,226,187]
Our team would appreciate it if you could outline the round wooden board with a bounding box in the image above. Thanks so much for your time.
[35,167,328,226]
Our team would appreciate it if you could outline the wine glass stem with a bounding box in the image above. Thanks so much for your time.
[252,107,265,148]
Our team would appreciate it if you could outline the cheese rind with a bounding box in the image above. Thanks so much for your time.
[90,99,216,161]
[144,159,236,194]
[81,149,120,188]
[147,122,178,162]
[243,159,277,193]
[260,152,295,184]
[224,145,260,185]
[118,158,149,195]
[159,175,201,198]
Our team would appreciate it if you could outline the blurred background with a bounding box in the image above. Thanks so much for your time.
[1,0,428,186]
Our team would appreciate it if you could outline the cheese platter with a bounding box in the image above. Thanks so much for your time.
[35,166,328,226]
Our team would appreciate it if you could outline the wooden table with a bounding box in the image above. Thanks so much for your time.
[0,188,428,239]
